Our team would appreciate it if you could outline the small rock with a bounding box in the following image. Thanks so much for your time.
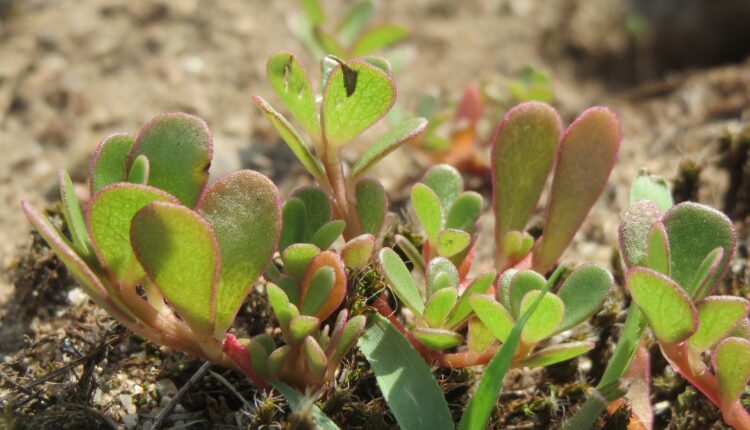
[122,413,139,430]
[155,379,178,397]
[119,394,136,414]
[67,288,88,306]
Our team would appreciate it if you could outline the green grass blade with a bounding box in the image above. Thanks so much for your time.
[459,268,563,430]
[270,380,341,430]
[358,314,453,430]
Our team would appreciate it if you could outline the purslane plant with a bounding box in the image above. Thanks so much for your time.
[21,114,282,387]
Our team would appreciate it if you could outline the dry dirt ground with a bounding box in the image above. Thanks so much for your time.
[2,0,750,428]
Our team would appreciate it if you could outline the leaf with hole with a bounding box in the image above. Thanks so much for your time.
[267,51,320,138]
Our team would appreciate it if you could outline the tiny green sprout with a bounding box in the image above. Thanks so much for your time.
[618,194,750,429]
[22,113,282,387]
[254,51,427,255]
[492,102,620,273]
[291,0,409,62]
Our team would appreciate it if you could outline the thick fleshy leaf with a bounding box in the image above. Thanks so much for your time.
[198,170,281,336]
[630,171,673,212]
[446,271,496,328]
[266,51,320,138]
[691,248,724,301]
[352,25,409,56]
[358,314,453,430]
[555,264,612,333]
[508,270,546,318]
[329,314,366,368]
[290,315,320,343]
[244,338,270,377]
[127,154,149,184]
[379,248,424,315]
[422,164,463,213]
[618,200,663,268]
[277,275,301,305]
[519,341,595,367]
[304,336,328,380]
[59,170,93,261]
[293,186,332,240]
[300,251,347,320]
[279,198,306,251]
[267,346,291,377]
[533,107,620,273]
[88,184,178,286]
[21,201,135,321]
[412,327,463,350]
[129,113,212,207]
[468,317,495,354]
[322,59,395,146]
[411,183,443,243]
[714,337,750,403]
[131,202,219,336]
[222,334,266,387]
[446,191,482,233]
[436,229,471,258]
[520,290,564,344]
[426,257,459,297]
[341,234,375,270]
[502,230,534,264]
[470,294,514,343]
[282,243,321,281]
[498,269,518,308]
[423,288,458,327]
[646,222,670,275]
[395,234,426,272]
[351,117,427,178]
[310,220,345,250]
[253,96,325,180]
[626,268,698,344]
[355,178,387,236]
[300,266,335,316]
[90,133,134,194]
[492,102,562,269]
[266,283,295,330]
[690,296,750,352]
[663,202,735,299]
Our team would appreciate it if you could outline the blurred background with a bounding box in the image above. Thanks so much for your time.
[2,0,750,298]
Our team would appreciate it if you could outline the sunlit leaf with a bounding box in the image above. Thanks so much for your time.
[379,248,424,315]
[411,183,443,243]
[424,288,458,327]
[646,221,670,275]
[445,191,482,233]
[714,337,750,403]
[519,341,595,367]
[436,229,471,258]
[300,251,347,320]
[520,290,564,344]
[508,270,546,318]
[422,164,463,213]
[355,178,387,236]
[412,328,463,350]
[351,117,427,178]
[446,271,495,328]
[426,257,458,297]
[352,25,409,56]
[282,243,321,281]
[618,200,663,268]
[470,294,513,343]
[556,264,612,333]
[127,154,149,184]
[630,170,673,212]
[341,234,376,270]
[689,296,750,352]
[267,51,320,137]
[58,170,93,261]
[468,317,495,354]
[290,315,320,343]
[304,336,328,380]
[90,133,134,194]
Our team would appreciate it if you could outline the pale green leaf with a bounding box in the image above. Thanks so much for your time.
[446,191,482,232]
[355,178,387,236]
[470,294,514,343]
[426,257,458,297]
[423,288,458,328]
[422,164,462,213]
[714,337,750,403]
[556,264,612,333]
[350,117,427,178]
[520,341,595,367]
[446,271,496,328]
[630,170,673,212]
[352,25,409,56]
[127,154,149,184]
[690,296,750,352]
[520,290,564,344]
[411,183,443,243]
[282,243,321,281]
[412,327,463,350]
[59,170,93,261]
[379,248,424,315]
[436,229,471,258]
[90,133,134,194]
[267,51,320,137]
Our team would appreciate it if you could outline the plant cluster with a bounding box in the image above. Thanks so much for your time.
[19,48,750,430]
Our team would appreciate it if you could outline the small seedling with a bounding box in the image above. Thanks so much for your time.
[22,114,282,387]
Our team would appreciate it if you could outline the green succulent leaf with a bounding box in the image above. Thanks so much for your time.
[244,338,270,377]
[198,170,281,337]
[492,102,561,269]
[304,336,328,380]
[355,178,387,236]
[618,200,664,268]
[663,202,735,300]
[329,314,366,368]
[423,288,459,328]
[127,154,149,184]
[322,59,395,146]
[519,341,595,368]
[411,183,443,243]
[468,317,496,354]
[436,229,471,258]
[533,107,620,273]
[520,290,564,344]
[290,315,321,343]
[426,257,459,297]
[300,251,347,321]
[422,164,463,213]
[352,25,410,56]
[556,264,613,333]
[690,248,724,300]
[128,113,212,207]
[351,117,427,178]
[508,270,546,318]
[279,198,306,252]
[266,283,294,330]
[341,234,376,270]
[379,248,424,315]
[626,268,698,344]
[252,96,325,181]
[90,133,134,194]
[267,51,320,138]
[300,266,335,316]
[310,220,346,250]
[394,234,426,272]
[293,186,333,239]
[690,296,750,352]
[412,327,463,350]
[59,170,93,261]
[282,243,321,281]
[714,337,750,404]
[646,222,670,275]
[277,275,301,305]
[446,191,482,233]
[630,171,673,212]
[267,346,291,377]
[131,201,219,336]
[358,314,453,430]
[470,294,514,343]
[88,184,178,286]
[446,271,496,328]
[502,230,534,263]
